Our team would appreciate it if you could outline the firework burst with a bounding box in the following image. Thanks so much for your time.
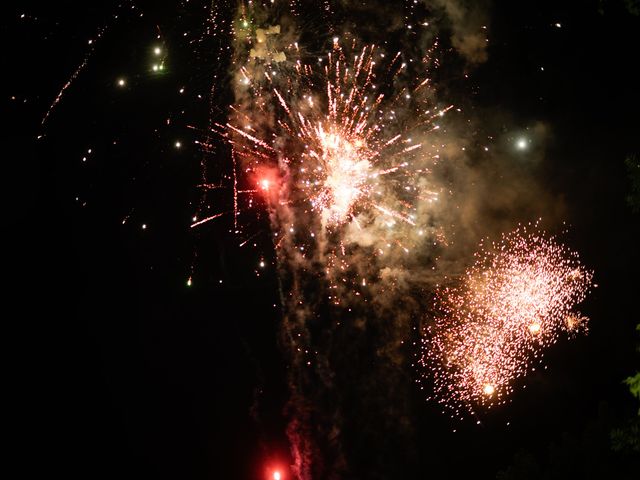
[272,44,444,229]
[419,225,594,417]
[217,30,450,268]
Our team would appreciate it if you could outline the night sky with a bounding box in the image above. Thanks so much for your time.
[6,1,640,479]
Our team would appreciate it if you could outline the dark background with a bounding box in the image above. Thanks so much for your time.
[5,1,639,478]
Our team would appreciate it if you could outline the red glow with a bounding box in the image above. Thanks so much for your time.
[253,166,281,201]
[264,463,286,480]
[260,178,272,191]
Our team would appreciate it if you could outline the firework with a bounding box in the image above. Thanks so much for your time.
[217,26,449,267]
[419,225,593,417]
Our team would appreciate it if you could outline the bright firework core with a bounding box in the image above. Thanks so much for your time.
[308,126,372,225]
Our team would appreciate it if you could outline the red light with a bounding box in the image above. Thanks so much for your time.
[272,471,281,480]
[253,167,280,200]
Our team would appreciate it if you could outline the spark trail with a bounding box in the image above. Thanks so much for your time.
[41,1,139,129]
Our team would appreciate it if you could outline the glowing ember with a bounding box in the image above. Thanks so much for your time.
[528,323,541,334]
[483,384,495,396]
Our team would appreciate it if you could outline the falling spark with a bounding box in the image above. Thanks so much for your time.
[42,54,92,126]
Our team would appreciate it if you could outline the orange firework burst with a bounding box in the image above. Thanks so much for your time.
[274,45,439,227]
[218,41,449,239]
[419,225,594,417]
